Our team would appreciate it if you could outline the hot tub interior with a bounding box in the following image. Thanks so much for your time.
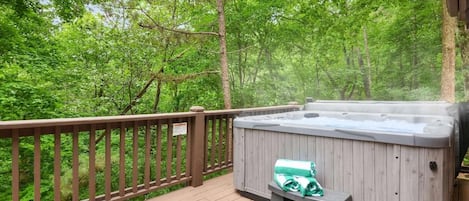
[238,110,453,133]
[233,100,462,201]
[235,110,454,148]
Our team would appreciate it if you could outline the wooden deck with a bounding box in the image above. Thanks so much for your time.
[148,173,252,201]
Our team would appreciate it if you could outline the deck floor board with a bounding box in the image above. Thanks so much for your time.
[149,173,252,201]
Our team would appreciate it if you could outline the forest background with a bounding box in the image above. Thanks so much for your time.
[0,0,466,200]
[2,0,463,120]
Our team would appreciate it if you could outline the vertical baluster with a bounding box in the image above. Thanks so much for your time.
[132,122,138,192]
[229,116,234,163]
[12,129,19,201]
[155,120,162,186]
[144,121,151,189]
[225,116,230,164]
[119,123,126,196]
[204,117,209,171]
[211,116,216,169]
[176,133,182,180]
[89,125,96,201]
[54,127,61,201]
[34,128,41,201]
[185,119,192,178]
[166,120,173,182]
[218,117,224,167]
[72,126,79,201]
[105,124,111,200]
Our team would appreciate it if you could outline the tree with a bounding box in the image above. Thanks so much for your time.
[137,0,233,110]
[362,26,372,99]
[459,25,469,100]
[441,0,456,102]
[217,0,231,109]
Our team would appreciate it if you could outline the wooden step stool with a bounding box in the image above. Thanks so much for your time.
[268,182,352,201]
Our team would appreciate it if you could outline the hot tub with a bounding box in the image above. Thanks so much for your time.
[233,101,456,201]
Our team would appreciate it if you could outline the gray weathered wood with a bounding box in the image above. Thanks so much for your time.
[333,139,343,191]
[418,149,425,201]
[300,135,309,160]
[424,148,444,201]
[233,127,245,190]
[374,143,387,200]
[324,138,334,188]
[307,136,316,162]
[315,137,325,185]
[342,140,354,195]
[363,142,375,201]
[400,146,419,201]
[234,129,453,201]
[387,144,400,201]
[352,140,364,201]
[268,182,352,201]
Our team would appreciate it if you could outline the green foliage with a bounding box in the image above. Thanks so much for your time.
[0,64,60,120]
[0,0,463,200]
[52,0,85,22]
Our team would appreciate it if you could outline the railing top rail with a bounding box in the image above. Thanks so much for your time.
[0,112,197,130]
[0,104,301,130]
[204,105,301,116]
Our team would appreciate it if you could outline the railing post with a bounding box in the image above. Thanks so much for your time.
[190,106,205,187]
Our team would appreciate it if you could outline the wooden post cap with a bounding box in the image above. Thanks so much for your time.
[190,106,205,112]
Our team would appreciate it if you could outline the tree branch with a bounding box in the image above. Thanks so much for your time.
[120,74,158,115]
[164,48,191,63]
[117,70,218,116]
[205,45,254,54]
[138,9,219,36]
[156,70,220,84]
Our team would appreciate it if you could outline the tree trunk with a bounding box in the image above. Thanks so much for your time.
[236,32,245,106]
[153,80,162,113]
[121,74,156,115]
[363,26,372,99]
[357,47,371,99]
[440,0,456,103]
[217,0,232,109]
[411,13,419,90]
[315,60,320,98]
[459,25,469,101]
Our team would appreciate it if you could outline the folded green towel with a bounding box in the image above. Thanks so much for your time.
[274,174,297,192]
[274,174,324,197]
[294,175,324,197]
[274,159,317,177]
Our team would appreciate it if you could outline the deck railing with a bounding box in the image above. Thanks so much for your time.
[0,104,299,201]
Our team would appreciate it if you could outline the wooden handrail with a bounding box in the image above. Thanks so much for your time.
[1,104,300,201]
[0,112,196,130]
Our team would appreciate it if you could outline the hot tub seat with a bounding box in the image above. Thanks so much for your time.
[268,182,352,201]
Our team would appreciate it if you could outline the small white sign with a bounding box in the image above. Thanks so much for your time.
[173,122,187,136]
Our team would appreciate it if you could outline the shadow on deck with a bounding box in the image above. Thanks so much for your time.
[148,173,251,201]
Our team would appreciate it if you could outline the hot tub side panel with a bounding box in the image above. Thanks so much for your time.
[233,128,455,201]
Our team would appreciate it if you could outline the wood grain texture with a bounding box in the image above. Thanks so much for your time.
[315,137,325,184]
[233,127,245,190]
[400,146,419,201]
[352,140,364,201]
[333,139,343,191]
[148,173,251,201]
[363,142,375,201]
[374,143,387,201]
[324,138,334,189]
[234,129,453,201]
[387,145,400,201]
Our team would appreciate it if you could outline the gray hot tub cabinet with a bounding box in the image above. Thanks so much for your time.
[233,101,456,201]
